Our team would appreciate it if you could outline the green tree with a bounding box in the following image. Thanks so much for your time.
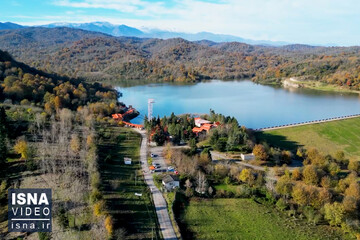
[189,138,197,154]
[275,175,293,198]
[324,202,345,226]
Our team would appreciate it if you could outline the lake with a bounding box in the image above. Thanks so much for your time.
[116,80,360,129]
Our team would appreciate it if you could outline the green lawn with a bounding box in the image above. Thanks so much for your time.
[256,117,360,160]
[182,198,347,240]
[98,127,161,239]
[214,184,238,193]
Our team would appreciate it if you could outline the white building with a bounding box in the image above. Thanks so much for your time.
[162,175,180,191]
[194,117,211,127]
[240,153,255,161]
[124,157,132,165]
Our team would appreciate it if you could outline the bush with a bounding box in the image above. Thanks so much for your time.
[93,200,106,217]
[105,215,114,237]
[303,206,322,225]
[276,198,288,211]
[57,207,69,229]
[234,185,251,198]
[90,189,103,203]
[38,232,51,240]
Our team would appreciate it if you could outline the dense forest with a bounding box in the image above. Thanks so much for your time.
[1,27,360,90]
[0,49,130,116]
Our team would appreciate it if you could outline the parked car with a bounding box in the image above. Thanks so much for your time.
[151,153,157,158]
[153,163,161,169]
[167,166,174,171]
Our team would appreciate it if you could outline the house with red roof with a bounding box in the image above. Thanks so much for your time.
[192,118,219,135]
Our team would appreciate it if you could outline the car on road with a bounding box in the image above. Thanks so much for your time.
[151,153,157,158]
[153,163,161,169]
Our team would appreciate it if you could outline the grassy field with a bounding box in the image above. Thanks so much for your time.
[98,127,161,240]
[182,198,347,240]
[257,117,360,160]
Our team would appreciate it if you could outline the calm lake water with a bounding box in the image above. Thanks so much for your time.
[116,80,360,129]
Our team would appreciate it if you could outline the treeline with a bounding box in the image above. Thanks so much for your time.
[3,27,360,90]
[144,113,197,146]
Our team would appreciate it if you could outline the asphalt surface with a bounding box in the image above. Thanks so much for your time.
[136,129,178,240]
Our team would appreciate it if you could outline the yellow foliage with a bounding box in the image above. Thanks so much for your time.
[105,215,114,237]
[238,168,255,186]
[14,139,29,159]
[93,201,106,217]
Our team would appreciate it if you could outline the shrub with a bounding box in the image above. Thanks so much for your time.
[93,200,106,217]
[38,232,51,240]
[105,215,114,237]
[324,202,345,226]
[90,189,103,203]
[303,206,322,225]
[276,198,288,211]
[234,185,251,198]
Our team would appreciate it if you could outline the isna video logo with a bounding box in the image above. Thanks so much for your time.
[8,189,52,232]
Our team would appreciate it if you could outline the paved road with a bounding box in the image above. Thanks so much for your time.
[258,114,360,131]
[136,129,178,240]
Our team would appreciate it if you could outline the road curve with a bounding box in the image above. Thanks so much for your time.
[135,129,178,240]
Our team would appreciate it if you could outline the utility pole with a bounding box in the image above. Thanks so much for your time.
[148,99,155,120]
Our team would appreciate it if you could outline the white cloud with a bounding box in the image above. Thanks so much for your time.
[19,0,360,45]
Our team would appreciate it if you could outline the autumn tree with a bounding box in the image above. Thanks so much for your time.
[348,159,359,172]
[344,182,360,201]
[303,165,319,185]
[238,168,255,186]
[292,183,308,206]
[275,175,293,198]
[14,138,30,160]
[320,176,331,189]
[291,168,301,181]
[253,144,268,161]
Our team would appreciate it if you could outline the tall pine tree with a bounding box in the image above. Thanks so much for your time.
[0,107,7,165]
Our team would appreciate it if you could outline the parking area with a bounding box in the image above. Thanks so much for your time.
[149,146,168,173]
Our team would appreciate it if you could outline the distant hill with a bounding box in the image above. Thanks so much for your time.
[43,22,143,37]
[0,26,359,90]
[0,22,24,30]
[40,21,289,46]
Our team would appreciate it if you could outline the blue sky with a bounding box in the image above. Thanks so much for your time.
[1,0,360,46]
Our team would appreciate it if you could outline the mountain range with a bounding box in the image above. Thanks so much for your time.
[0,21,289,46]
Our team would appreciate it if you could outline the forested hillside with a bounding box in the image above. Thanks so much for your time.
[1,27,360,90]
[0,49,126,115]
